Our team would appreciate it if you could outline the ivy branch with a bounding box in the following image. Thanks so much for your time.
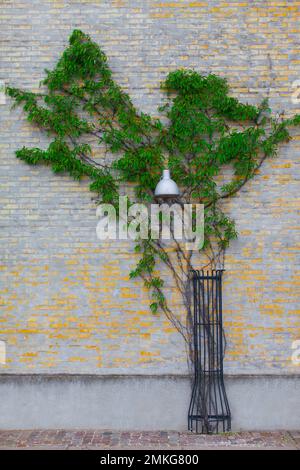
[7,30,300,363]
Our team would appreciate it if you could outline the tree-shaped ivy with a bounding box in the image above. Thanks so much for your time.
[7,30,300,358]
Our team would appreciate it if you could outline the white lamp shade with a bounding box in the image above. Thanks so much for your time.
[154,169,180,198]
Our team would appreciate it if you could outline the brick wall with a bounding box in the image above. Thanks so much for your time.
[0,0,299,375]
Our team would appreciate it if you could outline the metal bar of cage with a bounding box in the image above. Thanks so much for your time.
[188,269,231,434]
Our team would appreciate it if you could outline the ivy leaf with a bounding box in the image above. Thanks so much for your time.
[150,302,158,314]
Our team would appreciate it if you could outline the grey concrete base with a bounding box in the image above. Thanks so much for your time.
[0,374,299,431]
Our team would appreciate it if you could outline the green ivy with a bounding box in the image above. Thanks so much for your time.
[6,30,300,340]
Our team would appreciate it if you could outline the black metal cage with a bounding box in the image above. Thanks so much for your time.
[188,270,231,434]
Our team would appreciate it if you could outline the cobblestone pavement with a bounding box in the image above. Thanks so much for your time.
[0,430,299,450]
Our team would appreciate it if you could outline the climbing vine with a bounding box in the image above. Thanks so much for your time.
[7,30,300,361]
